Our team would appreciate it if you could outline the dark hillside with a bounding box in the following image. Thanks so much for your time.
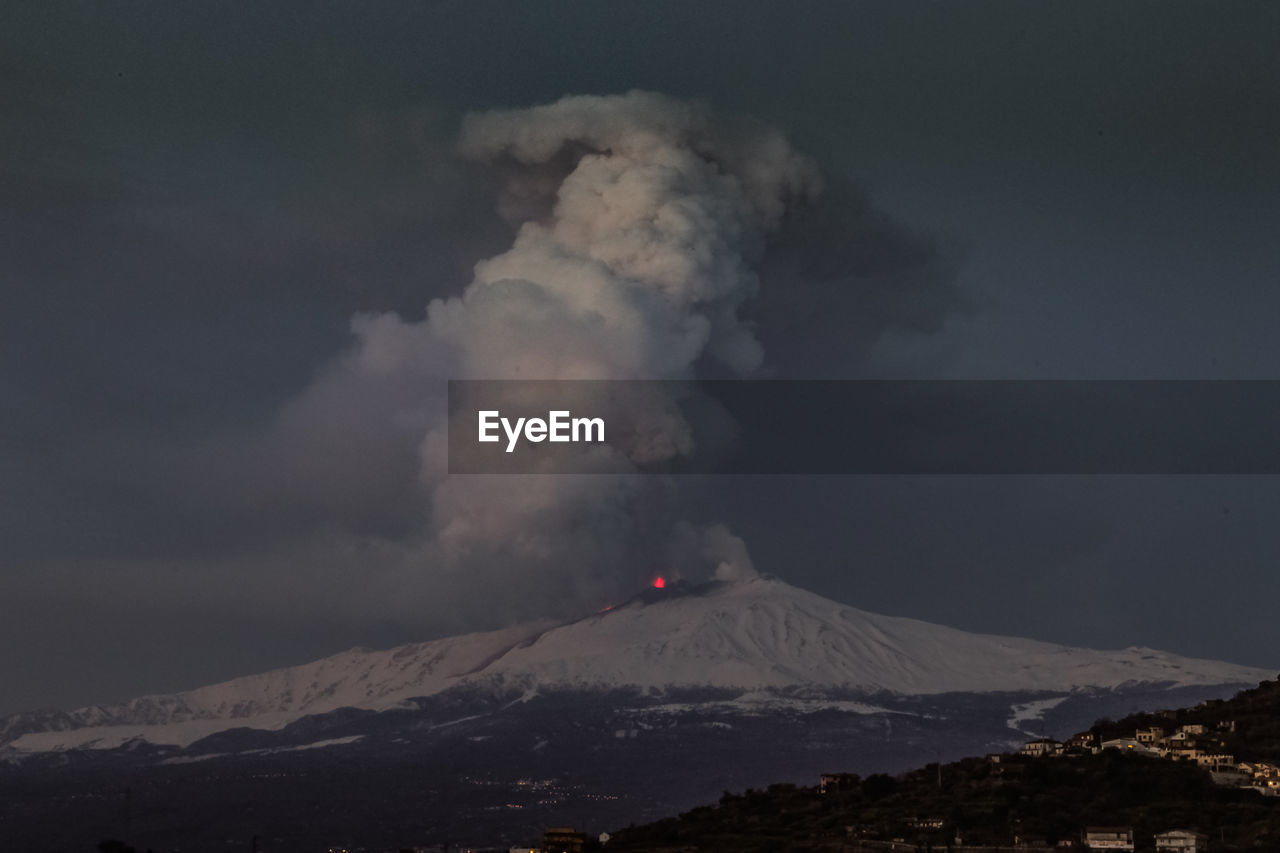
[608,678,1280,852]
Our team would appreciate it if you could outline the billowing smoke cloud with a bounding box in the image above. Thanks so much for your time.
[239,92,824,623]
[441,91,819,379]
[150,88,968,644]
[426,92,823,587]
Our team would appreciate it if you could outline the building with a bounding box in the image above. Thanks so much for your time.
[1136,727,1165,745]
[542,827,586,853]
[1022,738,1063,757]
[1196,751,1234,768]
[1084,826,1134,850]
[1154,829,1208,851]
[1254,762,1280,780]
[1100,738,1158,756]
[1068,732,1099,751]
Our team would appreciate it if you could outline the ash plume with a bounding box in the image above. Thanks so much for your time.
[209,92,924,629]
[269,91,821,622]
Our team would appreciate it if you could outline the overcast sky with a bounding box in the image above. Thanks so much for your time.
[3,1,1279,715]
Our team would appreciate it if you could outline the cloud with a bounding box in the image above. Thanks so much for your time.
[753,178,968,375]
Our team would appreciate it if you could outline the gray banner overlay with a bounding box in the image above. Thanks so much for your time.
[447,380,1280,475]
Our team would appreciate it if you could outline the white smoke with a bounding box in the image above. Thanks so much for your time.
[267,91,820,619]
[436,90,819,379]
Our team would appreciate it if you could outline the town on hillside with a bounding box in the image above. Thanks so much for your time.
[1019,720,1280,800]
[603,678,1280,853]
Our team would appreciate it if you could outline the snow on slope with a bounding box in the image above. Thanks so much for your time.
[467,578,1271,694]
[3,620,554,751]
[5,577,1272,752]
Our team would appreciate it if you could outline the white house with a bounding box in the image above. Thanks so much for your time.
[1154,829,1208,851]
[1100,738,1159,756]
[1021,738,1062,757]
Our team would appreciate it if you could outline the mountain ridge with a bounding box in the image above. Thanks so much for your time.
[4,576,1272,752]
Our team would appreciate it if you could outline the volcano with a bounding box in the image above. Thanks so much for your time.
[3,577,1273,851]
[3,576,1269,753]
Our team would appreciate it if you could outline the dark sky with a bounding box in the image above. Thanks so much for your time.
[3,1,1279,715]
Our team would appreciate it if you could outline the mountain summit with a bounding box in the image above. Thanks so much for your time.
[3,576,1271,752]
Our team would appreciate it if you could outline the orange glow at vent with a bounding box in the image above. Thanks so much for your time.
[653,577,665,589]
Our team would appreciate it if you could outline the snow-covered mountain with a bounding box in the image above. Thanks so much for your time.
[4,576,1272,752]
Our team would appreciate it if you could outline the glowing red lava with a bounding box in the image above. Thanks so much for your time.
[652,576,666,589]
